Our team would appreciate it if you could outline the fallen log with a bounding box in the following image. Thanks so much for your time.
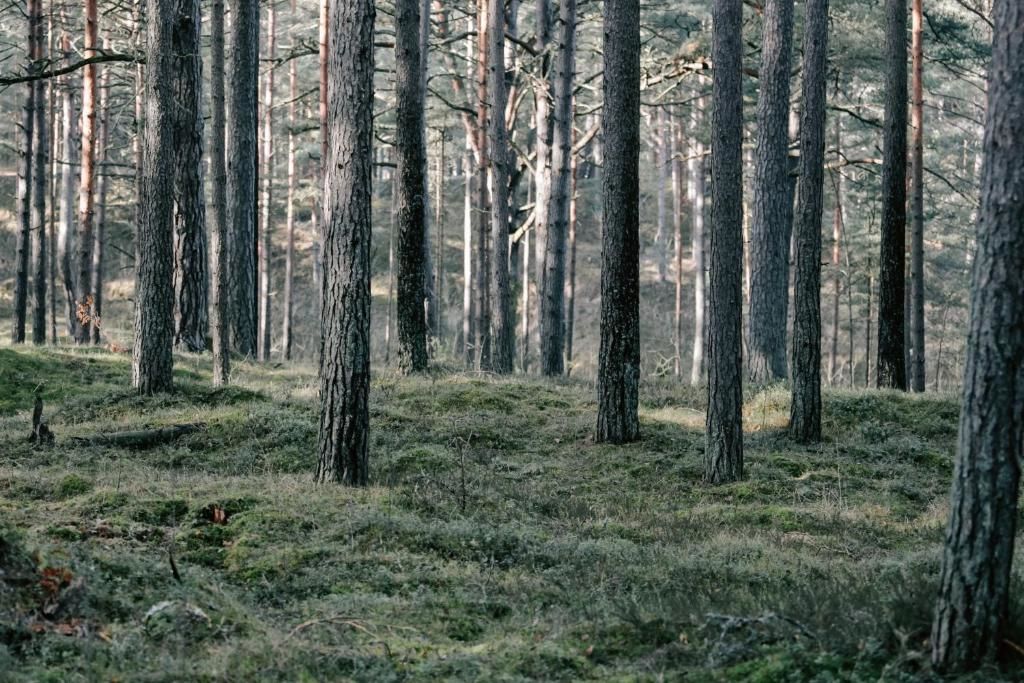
[69,423,205,450]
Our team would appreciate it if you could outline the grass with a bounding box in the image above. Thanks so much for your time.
[0,345,1020,682]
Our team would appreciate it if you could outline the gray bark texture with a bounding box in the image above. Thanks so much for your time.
[395,0,429,373]
[747,0,794,383]
[705,0,745,483]
[31,41,48,346]
[315,0,375,486]
[788,0,828,444]
[172,0,209,353]
[595,0,641,445]
[210,0,230,385]
[12,0,37,344]
[227,0,259,357]
[931,0,1024,670]
[909,0,926,392]
[133,0,177,396]
[876,0,908,389]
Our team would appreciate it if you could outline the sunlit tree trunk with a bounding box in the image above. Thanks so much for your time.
[91,56,110,345]
[210,0,230,385]
[75,0,99,345]
[31,0,48,346]
[258,3,276,362]
[909,0,926,392]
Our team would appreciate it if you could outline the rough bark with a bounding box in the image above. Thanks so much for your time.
[133,0,177,396]
[932,1,1024,667]
[488,0,514,374]
[909,0,926,392]
[533,0,553,370]
[12,0,36,344]
[258,4,275,362]
[210,0,230,385]
[75,0,98,345]
[539,0,575,376]
[227,0,259,357]
[706,0,745,483]
[395,0,430,373]
[595,0,641,445]
[91,58,109,345]
[283,0,298,361]
[747,0,795,383]
[316,0,374,486]
[172,0,208,353]
[876,0,909,389]
[788,0,828,444]
[31,2,48,346]
[473,0,492,370]
[420,0,438,341]
[463,147,475,363]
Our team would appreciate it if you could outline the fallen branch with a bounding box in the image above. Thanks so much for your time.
[70,424,205,450]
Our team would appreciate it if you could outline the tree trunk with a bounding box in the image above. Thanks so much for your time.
[315,0,374,486]
[827,120,842,385]
[258,3,276,362]
[540,0,575,376]
[690,96,706,386]
[420,0,438,342]
[488,0,514,374]
[866,262,873,387]
[434,130,446,345]
[75,0,98,345]
[31,0,48,346]
[12,0,36,344]
[533,0,553,371]
[210,0,230,385]
[788,0,828,444]
[596,0,640,444]
[654,107,669,283]
[395,0,429,372]
[705,0,744,482]
[282,0,298,362]
[172,0,208,353]
[91,56,110,345]
[58,33,80,340]
[133,0,177,395]
[473,0,492,370]
[747,0,795,383]
[463,147,475,363]
[565,135,579,375]
[876,0,908,390]
[48,10,58,345]
[909,0,926,392]
[672,111,684,379]
[932,2,1024,666]
[227,0,259,357]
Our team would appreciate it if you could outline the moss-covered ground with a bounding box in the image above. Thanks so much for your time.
[1,346,1021,681]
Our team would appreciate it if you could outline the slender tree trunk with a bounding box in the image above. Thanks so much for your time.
[565,135,579,374]
[521,226,530,370]
[171,0,208,353]
[654,107,669,283]
[435,130,446,344]
[258,3,276,361]
[91,56,110,345]
[932,2,1024,666]
[134,0,177,395]
[533,0,553,371]
[12,0,36,344]
[48,8,58,345]
[909,0,926,392]
[282,0,297,361]
[672,112,684,379]
[59,33,80,340]
[228,0,260,357]
[463,148,475,363]
[827,120,843,385]
[866,262,873,387]
[385,180,397,365]
[75,0,98,345]
[31,0,48,346]
[596,0,640,444]
[473,0,492,369]
[747,0,795,383]
[690,97,706,386]
[540,0,575,375]
[877,0,909,389]
[421,0,438,342]
[706,0,745,482]
[316,0,375,486]
[789,0,828,444]
[395,0,429,372]
[210,0,230,385]
[488,0,514,373]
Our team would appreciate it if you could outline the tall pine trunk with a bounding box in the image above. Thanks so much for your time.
[134,0,177,395]
[705,0,744,482]
[210,0,230,385]
[91,57,110,345]
[316,0,375,486]
[876,0,909,389]
[75,0,98,345]
[31,0,48,346]
[58,33,80,340]
[283,0,298,361]
[909,0,926,392]
[595,0,640,444]
[931,0,1024,667]
[11,0,36,344]
[258,4,276,362]
[532,0,553,372]
[473,0,492,369]
[788,0,828,444]
[689,96,706,386]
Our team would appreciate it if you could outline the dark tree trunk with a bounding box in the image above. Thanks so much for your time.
[487,0,514,374]
[788,0,828,444]
[227,0,259,357]
[31,0,48,346]
[133,0,177,396]
[75,0,98,345]
[747,0,795,383]
[909,0,925,392]
[12,0,36,344]
[595,0,640,444]
[315,0,374,486]
[705,0,744,482]
[876,0,908,390]
[932,1,1024,667]
[395,0,429,373]
[210,0,230,385]
[539,0,575,376]
[258,4,275,362]
[91,58,110,345]
[172,0,208,353]
[420,0,438,342]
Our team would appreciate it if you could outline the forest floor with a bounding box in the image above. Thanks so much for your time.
[1,346,1021,682]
